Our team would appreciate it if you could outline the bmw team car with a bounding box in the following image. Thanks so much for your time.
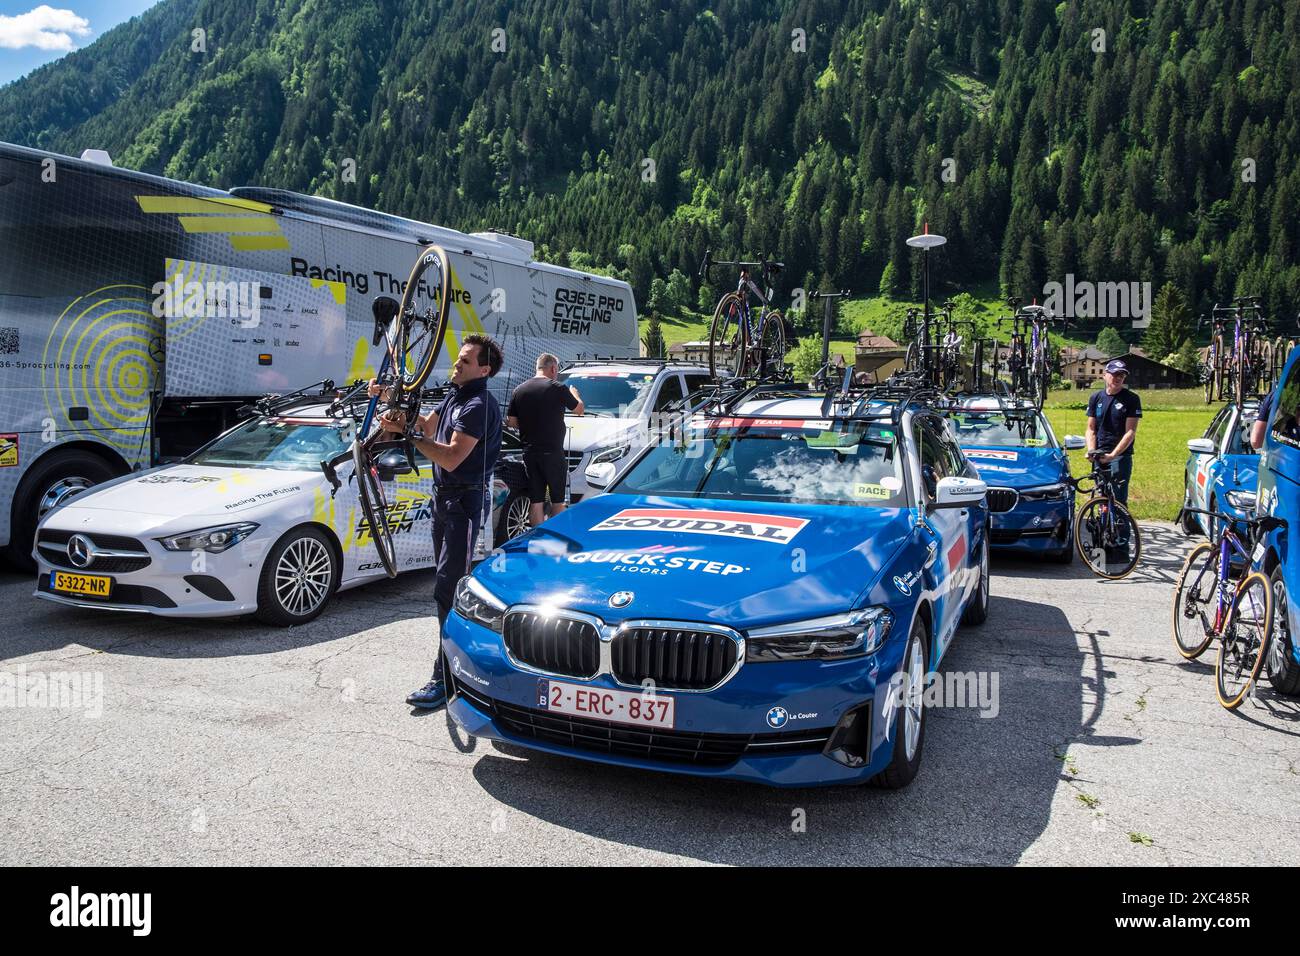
[1255,351,1300,697]
[1181,400,1259,539]
[442,382,991,788]
[944,396,1084,562]
[33,395,526,625]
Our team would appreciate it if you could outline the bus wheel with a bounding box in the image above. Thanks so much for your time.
[6,449,120,571]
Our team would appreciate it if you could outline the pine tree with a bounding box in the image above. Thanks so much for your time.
[1143,282,1193,360]
[1096,326,1127,357]
[643,311,665,358]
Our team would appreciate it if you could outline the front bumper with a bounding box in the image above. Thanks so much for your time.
[33,529,267,617]
[441,611,910,787]
[987,495,1072,553]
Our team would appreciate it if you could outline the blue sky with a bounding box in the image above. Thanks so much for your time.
[0,1,160,86]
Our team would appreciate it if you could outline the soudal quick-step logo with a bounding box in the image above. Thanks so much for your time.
[589,508,808,544]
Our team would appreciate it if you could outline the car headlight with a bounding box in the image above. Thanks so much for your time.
[454,576,506,633]
[746,606,894,662]
[589,443,630,465]
[156,522,258,553]
[1224,490,1257,511]
[1019,482,1069,501]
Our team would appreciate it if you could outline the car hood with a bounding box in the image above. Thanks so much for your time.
[961,445,1067,488]
[44,463,319,524]
[562,415,639,452]
[476,493,917,628]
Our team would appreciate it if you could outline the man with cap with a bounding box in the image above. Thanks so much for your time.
[1086,358,1142,515]
[372,333,504,710]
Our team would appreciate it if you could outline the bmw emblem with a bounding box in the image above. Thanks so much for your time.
[452,656,462,676]
[766,706,789,729]
[609,591,634,609]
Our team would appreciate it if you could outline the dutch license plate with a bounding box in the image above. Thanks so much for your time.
[50,570,113,599]
[539,680,675,729]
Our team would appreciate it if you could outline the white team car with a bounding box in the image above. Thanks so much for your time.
[32,400,512,625]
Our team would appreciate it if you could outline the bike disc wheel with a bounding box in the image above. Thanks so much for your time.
[1215,571,1274,709]
[353,436,398,579]
[393,244,452,395]
[1073,496,1141,579]
[1172,542,1217,660]
[708,293,743,380]
[756,310,787,380]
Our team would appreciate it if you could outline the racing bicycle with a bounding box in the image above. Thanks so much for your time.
[1201,297,1273,407]
[319,245,453,578]
[998,299,1061,410]
[1069,450,1142,579]
[1172,509,1280,709]
[699,250,789,381]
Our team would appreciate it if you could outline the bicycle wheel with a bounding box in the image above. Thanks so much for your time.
[1073,496,1141,579]
[1255,339,1274,395]
[708,292,743,379]
[904,339,920,372]
[393,244,452,395]
[755,310,787,379]
[1202,361,1213,404]
[1212,335,1224,402]
[353,435,397,579]
[1215,571,1273,709]
[1172,542,1217,660]
[972,339,985,391]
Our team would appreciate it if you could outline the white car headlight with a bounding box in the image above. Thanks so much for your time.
[589,443,630,465]
[746,606,894,662]
[156,522,258,553]
[1224,490,1257,511]
[454,576,507,633]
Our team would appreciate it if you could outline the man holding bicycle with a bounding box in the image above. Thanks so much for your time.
[374,334,504,710]
[1086,358,1142,521]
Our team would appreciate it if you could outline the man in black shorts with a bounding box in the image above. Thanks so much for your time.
[507,353,583,527]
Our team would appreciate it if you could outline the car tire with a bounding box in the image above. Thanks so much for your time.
[6,448,121,571]
[1180,481,1200,536]
[874,616,930,790]
[254,526,340,627]
[961,540,989,625]
[493,489,532,547]
[1266,565,1300,696]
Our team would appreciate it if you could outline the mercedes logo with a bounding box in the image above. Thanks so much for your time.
[608,591,634,609]
[67,533,95,569]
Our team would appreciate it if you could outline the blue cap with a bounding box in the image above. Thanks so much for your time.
[1104,359,1128,374]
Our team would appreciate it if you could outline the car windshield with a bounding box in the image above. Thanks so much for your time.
[610,418,908,506]
[948,411,1053,448]
[558,371,655,417]
[190,417,350,470]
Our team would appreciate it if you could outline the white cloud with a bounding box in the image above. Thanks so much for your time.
[0,5,91,51]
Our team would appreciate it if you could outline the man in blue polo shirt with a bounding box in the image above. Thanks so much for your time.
[376,333,504,710]
[1086,358,1142,509]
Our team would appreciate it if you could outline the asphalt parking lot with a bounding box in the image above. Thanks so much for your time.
[3,520,1298,866]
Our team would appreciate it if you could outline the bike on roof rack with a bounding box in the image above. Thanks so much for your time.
[997,297,1065,410]
[699,249,790,381]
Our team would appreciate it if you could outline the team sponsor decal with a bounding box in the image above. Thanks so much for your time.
[355,495,432,542]
[0,434,17,467]
[137,474,222,484]
[962,449,1018,461]
[223,485,300,510]
[707,417,832,430]
[552,287,626,336]
[893,569,921,596]
[946,533,968,571]
[765,705,819,729]
[589,508,808,544]
[451,655,490,688]
[567,544,748,576]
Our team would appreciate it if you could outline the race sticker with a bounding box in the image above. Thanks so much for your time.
[710,417,832,430]
[962,449,1018,461]
[589,507,808,544]
[0,434,16,468]
[853,483,891,499]
[1023,438,1046,447]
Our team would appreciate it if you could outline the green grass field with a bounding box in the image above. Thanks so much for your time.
[1045,389,1218,521]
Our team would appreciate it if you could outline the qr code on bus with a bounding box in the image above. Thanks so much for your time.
[0,328,17,354]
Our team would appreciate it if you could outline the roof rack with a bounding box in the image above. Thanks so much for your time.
[563,355,706,368]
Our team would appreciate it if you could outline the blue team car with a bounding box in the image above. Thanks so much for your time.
[441,383,991,788]
[943,396,1084,563]
[1256,351,1300,697]
[1181,400,1259,539]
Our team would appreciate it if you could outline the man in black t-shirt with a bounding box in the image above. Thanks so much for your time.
[507,353,584,527]
[1085,359,1143,508]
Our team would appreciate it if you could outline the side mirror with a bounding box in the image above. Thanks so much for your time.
[932,476,987,510]
[585,461,616,491]
[1187,438,1216,455]
[1063,435,1086,450]
[374,448,413,482]
[371,296,400,346]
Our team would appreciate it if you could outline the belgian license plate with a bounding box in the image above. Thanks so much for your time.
[539,680,675,729]
[50,570,113,599]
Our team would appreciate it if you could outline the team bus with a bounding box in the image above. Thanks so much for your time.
[0,142,638,566]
